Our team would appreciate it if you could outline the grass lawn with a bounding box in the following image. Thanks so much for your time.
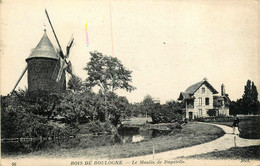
[184,145,260,160]
[3,122,225,159]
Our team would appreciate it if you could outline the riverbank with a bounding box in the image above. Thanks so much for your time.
[2,122,225,159]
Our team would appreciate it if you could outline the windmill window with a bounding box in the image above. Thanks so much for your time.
[205,98,210,105]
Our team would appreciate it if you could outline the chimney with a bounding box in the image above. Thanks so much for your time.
[221,84,225,96]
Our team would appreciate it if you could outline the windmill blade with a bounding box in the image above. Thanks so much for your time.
[65,60,75,76]
[12,66,28,93]
[66,35,74,58]
[45,9,65,59]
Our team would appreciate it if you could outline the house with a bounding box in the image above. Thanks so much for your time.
[178,78,230,120]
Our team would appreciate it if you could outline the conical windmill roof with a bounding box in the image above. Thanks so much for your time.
[26,31,59,61]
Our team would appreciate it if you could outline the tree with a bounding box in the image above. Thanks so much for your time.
[10,89,61,119]
[1,90,69,139]
[115,96,130,120]
[68,75,83,92]
[142,95,155,117]
[84,51,136,94]
[165,100,184,115]
[84,51,135,121]
[241,80,259,114]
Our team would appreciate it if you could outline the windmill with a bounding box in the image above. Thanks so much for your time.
[44,9,75,82]
[12,9,75,93]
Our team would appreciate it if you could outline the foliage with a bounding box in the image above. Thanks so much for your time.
[56,90,96,126]
[2,89,61,119]
[125,95,184,123]
[77,121,115,135]
[194,116,234,122]
[57,90,128,127]
[238,116,260,139]
[68,75,83,92]
[83,51,135,122]
[147,99,183,123]
[241,80,259,114]
[84,51,136,94]
[128,103,143,117]
[142,95,155,117]
[207,109,217,116]
[1,92,72,139]
[150,104,183,123]
[229,80,260,115]
[1,88,128,139]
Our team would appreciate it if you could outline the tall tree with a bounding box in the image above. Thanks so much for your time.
[142,95,155,118]
[84,51,136,94]
[241,80,259,114]
[84,51,135,120]
[251,82,258,103]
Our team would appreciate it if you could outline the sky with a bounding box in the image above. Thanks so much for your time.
[1,0,260,103]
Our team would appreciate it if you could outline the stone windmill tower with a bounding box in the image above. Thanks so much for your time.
[12,9,74,94]
[26,30,66,92]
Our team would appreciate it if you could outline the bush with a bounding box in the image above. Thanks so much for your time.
[207,109,217,116]
[78,121,115,135]
[194,116,233,122]
[1,92,76,139]
[149,100,183,124]
[1,107,73,138]
[239,116,260,139]
[150,109,182,123]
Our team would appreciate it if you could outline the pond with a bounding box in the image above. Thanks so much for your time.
[1,127,171,155]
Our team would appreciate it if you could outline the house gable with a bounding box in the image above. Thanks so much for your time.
[185,80,218,95]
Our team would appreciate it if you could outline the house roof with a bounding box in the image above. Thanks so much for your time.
[26,31,59,61]
[178,78,218,101]
[177,92,195,100]
[185,79,218,94]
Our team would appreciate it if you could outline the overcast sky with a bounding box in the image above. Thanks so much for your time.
[1,0,259,103]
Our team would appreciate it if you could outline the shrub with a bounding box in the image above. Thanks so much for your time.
[150,106,182,123]
[78,121,115,135]
[194,116,233,122]
[1,92,76,139]
[239,116,260,139]
[207,109,217,116]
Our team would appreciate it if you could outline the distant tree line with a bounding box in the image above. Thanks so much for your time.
[126,95,184,123]
[230,80,260,115]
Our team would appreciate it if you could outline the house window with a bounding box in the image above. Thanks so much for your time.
[199,109,202,116]
[199,98,202,105]
[205,98,209,105]
[202,87,205,93]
